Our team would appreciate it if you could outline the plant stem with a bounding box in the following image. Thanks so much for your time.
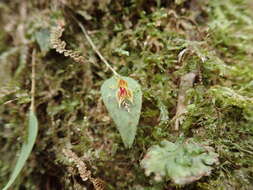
[75,19,120,77]
[31,49,36,113]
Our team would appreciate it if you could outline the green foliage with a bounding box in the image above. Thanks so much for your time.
[101,76,142,148]
[1,0,253,189]
[141,139,219,185]
[209,86,253,109]
[2,111,38,190]
[35,28,51,54]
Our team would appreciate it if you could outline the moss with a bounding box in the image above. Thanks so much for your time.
[1,0,253,189]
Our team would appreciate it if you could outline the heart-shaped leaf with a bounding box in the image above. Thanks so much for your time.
[101,76,142,148]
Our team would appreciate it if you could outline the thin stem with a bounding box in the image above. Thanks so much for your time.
[74,19,120,77]
[31,49,36,113]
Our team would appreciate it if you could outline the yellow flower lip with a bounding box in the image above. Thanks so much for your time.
[118,79,128,88]
[116,79,133,109]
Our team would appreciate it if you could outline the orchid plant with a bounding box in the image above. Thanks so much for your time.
[76,20,142,148]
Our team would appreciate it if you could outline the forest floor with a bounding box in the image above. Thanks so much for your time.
[1,0,253,189]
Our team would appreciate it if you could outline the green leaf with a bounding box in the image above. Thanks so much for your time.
[35,28,51,54]
[141,139,219,185]
[2,111,38,190]
[101,76,142,148]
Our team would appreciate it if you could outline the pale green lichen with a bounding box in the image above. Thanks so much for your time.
[141,139,219,185]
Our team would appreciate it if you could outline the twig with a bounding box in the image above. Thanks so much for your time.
[31,49,36,113]
[73,18,120,77]
[3,98,18,105]
[173,72,196,130]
